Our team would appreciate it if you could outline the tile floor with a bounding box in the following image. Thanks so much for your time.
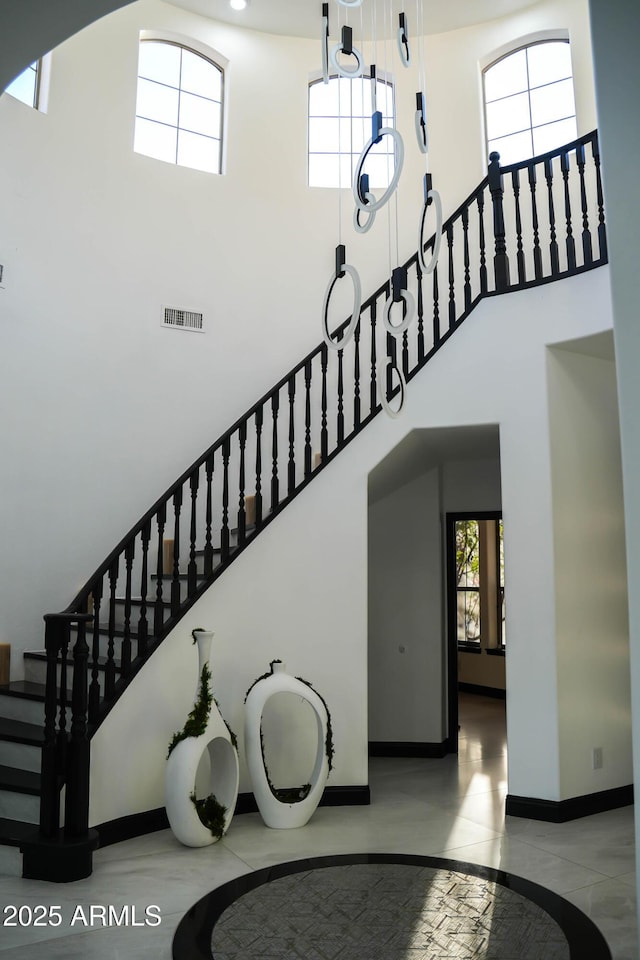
[0,693,636,959]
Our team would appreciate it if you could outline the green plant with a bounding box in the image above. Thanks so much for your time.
[168,632,238,756]
[189,791,227,839]
[167,663,213,757]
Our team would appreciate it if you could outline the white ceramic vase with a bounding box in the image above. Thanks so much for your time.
[165,630,239,847]
[244,660,330,828]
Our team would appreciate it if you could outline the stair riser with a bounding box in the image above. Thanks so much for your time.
[0,789,39,824]
[0,844,22,878]
[0,697,44,726]
[0,741,41,773]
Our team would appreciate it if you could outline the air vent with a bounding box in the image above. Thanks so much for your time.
[162,306,204,332]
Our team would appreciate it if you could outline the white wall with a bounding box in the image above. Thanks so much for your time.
[90,266,621,824]
[0,0,624,822]
[0,0,599,673]
[368,454,503,746]
[548,344,631,797]
[368,468,444,745]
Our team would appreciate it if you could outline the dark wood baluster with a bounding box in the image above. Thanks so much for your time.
[462,205,472,309]
[560,150,577,272]
[433,262,440,347]
[337,348,345,445]
[238,422,247,543]
[188,470,199,595]
[221,437,231,561]
[575,143,593,266]
[287,376,296,495]
[121,540,134,675]
[154,504,167,636]
[447,222,456,327]
[254,408,263,526]
[106,557,118,700]
[369,302,378,414]
[478,190,488,295]
[400,327,408,380]
[204,453,214,576]
[416,262,425,363]
[304,361,312,477]
[138,520,150,656]
[88,579,103,722]
[320,346,328,461]
[592,136,608,261]
[354,321,362,430]
[511,168,526,284]
[528,162,543,280]
[64,619,91,838]
[170,488,183,616]
[271,394,280,509]
[544,157,560,275]
[488,151,510,290]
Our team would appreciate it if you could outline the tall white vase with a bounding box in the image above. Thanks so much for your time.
[244,660,331,828]
[165,630,239,847]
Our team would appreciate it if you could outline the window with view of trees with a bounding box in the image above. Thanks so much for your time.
[454,517,505,651]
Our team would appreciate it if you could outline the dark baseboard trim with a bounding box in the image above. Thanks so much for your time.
[459,682,506,700]
[368,741,448,758]
[95,785,370,848]
[506,783,634,823]
[96,808,169,847]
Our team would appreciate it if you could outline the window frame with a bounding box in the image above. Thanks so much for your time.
[4,59,42,109]
[482,36,577,165]
[447,513,505,655]
[307,71,395,190]
[134,33,227,175]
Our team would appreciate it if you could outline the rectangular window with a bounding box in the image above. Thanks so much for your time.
[452,516,505,651]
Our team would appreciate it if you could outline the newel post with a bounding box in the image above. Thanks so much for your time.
[488,151,511,292]
[22,611,98,882]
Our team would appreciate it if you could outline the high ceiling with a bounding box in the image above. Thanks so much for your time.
[169,0,542,39]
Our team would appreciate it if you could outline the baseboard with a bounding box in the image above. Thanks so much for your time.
[458,682,506,700]
[95,785,370,848]
[368,741,448,758]
[506,784,634,823]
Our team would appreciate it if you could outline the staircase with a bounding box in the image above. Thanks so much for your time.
[0,131,608,880]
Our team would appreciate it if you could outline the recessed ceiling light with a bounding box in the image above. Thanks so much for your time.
[229,0,248,10]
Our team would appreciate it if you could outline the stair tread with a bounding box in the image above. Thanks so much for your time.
[0,717,43,746]
[0,816,38,847]
[0,681,47,702]
[0,765,40,794]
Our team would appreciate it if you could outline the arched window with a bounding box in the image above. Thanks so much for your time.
[308,74,394,188]
[134,39,224,174]
[483,40,577,165]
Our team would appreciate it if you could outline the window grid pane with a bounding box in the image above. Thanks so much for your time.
[308,75,395,189]
[484,40,576,165]
[135,40,223,174]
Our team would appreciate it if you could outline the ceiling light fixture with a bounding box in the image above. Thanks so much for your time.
[229,0,248,10]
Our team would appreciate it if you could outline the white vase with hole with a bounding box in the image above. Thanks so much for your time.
[244,660,331,828]
[165,629,239,847]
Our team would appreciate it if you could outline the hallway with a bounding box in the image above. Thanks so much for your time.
[0,694,635,958]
